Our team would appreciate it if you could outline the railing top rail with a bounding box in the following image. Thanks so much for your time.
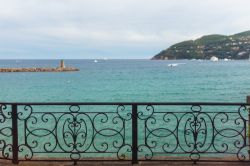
[0,102,249,106]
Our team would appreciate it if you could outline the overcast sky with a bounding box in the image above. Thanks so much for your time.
[0,0,249,59]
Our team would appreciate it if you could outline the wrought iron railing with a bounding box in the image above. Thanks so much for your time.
[0,102,249,165]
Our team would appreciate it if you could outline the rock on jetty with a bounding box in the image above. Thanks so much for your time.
[0,60,79,72]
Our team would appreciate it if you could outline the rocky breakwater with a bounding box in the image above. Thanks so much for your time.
[0,60,79,72]
[0,67,79,72]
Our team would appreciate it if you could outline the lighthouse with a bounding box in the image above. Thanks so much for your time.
[60,60,65,69]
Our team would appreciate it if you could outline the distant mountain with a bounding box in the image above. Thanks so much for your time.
[152,30,250,60]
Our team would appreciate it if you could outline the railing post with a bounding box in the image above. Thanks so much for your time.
[247,96,250,160]
[12,104,19,164]
[132,104,138,164]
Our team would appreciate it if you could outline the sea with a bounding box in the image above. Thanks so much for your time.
[0,59,249,160]
[0,59,249,103]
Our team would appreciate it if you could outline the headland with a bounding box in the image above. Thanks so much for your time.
[152,30,250,60]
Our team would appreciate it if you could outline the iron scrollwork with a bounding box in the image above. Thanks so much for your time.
[0,104,12,160]
[18,104,132,161]
[0,102,249,164]
[140,104,248,162]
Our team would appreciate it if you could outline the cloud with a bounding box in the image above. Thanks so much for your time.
[0,0,250,58]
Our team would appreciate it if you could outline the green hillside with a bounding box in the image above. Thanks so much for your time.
[152,31,250,60]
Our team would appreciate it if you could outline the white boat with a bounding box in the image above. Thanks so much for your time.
[210,56,218,62]
[223,58,229,61]
[168,63,178,67]
[94,60,98,63]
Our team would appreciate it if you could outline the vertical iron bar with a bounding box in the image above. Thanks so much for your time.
[132,104,138,164]
[249,110,250,161]
[247,96,250,160]
[12,104,19,164]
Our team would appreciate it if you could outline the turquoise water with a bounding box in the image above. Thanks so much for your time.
[0,59,250,102]
[0,59,249,160]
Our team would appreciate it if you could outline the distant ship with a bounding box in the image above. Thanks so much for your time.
[94,60,98,63]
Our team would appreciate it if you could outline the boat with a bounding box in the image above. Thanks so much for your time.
[210,56,219,62]
[168,63,178,67]
[94,60,98,63]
